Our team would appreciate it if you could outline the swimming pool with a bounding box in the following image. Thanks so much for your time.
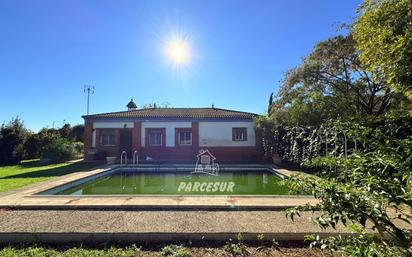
[39,167,293,196]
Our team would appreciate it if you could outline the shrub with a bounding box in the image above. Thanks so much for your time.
[285,112,412,256]
[73,141,84,156]
[40,134,77,163]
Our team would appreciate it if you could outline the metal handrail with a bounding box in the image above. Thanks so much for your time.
[132,150,138,167]
[120,151,127,167]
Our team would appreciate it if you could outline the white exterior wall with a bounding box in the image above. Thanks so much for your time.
[93,122,134,129]
[141,121,192,147]
[199,121,255,147]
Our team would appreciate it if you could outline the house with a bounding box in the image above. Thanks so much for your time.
[82,99,263,162]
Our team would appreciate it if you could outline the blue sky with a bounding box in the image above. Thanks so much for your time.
[0,0,361,132]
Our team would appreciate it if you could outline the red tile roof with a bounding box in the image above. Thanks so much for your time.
[82,108,257,120]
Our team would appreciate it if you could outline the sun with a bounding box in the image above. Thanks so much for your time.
[164,37,191,66]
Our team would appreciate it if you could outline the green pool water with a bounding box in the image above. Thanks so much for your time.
[51,170,292,195]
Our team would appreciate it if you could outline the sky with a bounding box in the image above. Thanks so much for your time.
[0,0,361,132]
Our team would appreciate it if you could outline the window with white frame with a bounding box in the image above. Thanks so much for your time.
[100,130,116,146]
[149,130,162,146]
[178,130,192,145]
[232,128,247,141]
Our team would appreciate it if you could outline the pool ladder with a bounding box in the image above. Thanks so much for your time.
[132,150,138,167]
[120,151,127,167]
[120,150,138,167]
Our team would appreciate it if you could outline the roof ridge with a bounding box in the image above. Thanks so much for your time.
[82,107,258,119]
[210,107,257,116]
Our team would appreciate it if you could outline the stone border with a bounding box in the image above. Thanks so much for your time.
[0,232,355,245]
[0,164,317,210]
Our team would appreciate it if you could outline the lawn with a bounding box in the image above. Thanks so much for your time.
[0,244,326,257]
[0,160,103,193]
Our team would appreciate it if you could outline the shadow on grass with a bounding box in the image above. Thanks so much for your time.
[1,161,104,179]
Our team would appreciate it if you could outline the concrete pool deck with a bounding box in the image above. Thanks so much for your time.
[0,164,317,210]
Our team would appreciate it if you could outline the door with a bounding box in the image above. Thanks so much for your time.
[119,129,133,157]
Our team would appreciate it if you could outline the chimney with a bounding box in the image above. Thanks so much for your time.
[126,98,137,111]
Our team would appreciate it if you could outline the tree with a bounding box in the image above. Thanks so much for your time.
[0,118,29,165]
[58,123,72,139]
[58,123,84,142]
[69,124,84,142]
[271,92,334,127]
[275,35,394,120]
[24,133,42,159]
[141,102,171,109]
[268,93,274,114]
[354,0,412,99]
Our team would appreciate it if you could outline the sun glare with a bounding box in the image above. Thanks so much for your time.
[165,37,191,67]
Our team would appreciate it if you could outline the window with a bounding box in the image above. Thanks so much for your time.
[100,130,116,146]
[149,130,162,146]
[178,130,192,145]
[232,128,247,141]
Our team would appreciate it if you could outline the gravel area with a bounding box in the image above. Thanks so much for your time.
[0,210,348,234]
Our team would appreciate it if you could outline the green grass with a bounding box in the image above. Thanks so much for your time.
[0,159,103,193]
[0,244,321,257]
[0,245,141,257]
